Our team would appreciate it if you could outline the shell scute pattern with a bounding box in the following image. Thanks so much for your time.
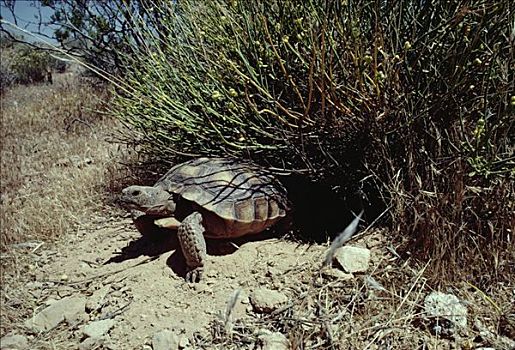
[155,158,288,226]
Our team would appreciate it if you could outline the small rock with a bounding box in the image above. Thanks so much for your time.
[250,288,288,314]
[256,329,289,350]
[83,319,115,339]
[192,284,212,294]
[322,267,354,280]
[424,292,468,331]
[25,296,87,332]
[85,286,110,313]
[25,282,43,290]
[334,246,371,273]
[0,334,29,349]
[178,336,189,349]
[152,329,179,350]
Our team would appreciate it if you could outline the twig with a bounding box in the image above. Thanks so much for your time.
[31,242,45,253]
[66,255,159,286]
[352,204,392,240]
[363,261,430,349]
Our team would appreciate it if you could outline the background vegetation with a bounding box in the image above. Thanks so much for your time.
[0,69,118,247]
[0,35,61,92]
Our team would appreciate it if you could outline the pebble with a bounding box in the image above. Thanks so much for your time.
[152,329,179,350]
[424,291,468,330]
[334,246,371,273]
[0,334,29,349]
[256,329,289,350]
[85,286,110,313]
[25,296,87,332]
[178,336,189,348]
[322,267,354,280]
[25,282,43,290]
[83,319,116,339]
[250,288,288,314]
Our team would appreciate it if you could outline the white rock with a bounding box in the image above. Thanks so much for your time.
[250,288,288,314]
[256,329,289,350]
[83,319,115,339]
[0,334,29,349]
[178,336,189,349]
[334,246,371,273]
[322,267,354,280]
[152,329,179,350]
[424,292,467,329]
[25,296,87,332]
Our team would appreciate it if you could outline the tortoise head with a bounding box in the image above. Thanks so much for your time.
[120,185,176,216]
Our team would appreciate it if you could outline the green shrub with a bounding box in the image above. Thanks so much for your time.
[0,39,59,92]
[113,0,514,285]
[10,46,52,84]
[0,59,16,92]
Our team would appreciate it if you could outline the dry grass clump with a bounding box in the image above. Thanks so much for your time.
[0,74,120,249]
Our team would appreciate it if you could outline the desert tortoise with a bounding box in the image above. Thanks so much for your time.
[120,157,290,282]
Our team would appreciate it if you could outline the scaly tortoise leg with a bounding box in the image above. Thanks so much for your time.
[176,212,207,283]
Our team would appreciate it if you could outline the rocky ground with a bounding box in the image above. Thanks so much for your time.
[1,217,514,349]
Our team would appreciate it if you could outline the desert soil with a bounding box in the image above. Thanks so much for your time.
[3,216,514,350]
[1,216,330,349]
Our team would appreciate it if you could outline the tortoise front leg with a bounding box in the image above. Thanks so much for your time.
[177,212,207,282]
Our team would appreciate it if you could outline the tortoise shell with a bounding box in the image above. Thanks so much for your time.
[154,157,289,237]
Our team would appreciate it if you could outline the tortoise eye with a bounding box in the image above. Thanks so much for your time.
[131,189,141,196]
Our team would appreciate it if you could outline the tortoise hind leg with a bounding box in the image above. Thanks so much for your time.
[177,212,207,282]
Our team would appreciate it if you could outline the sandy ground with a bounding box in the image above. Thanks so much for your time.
[2,218,514,350]
[2,218,329,349]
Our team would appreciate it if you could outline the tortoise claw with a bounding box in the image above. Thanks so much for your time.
[154,217,181,229]
[186,267,203,283]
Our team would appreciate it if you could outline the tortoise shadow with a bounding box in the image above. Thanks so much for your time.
[165,230,277,278]
[105,215,277,279]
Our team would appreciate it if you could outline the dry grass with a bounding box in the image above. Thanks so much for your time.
[204,235,514,349]
[0,74,122,249]
[0,74,132,337]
